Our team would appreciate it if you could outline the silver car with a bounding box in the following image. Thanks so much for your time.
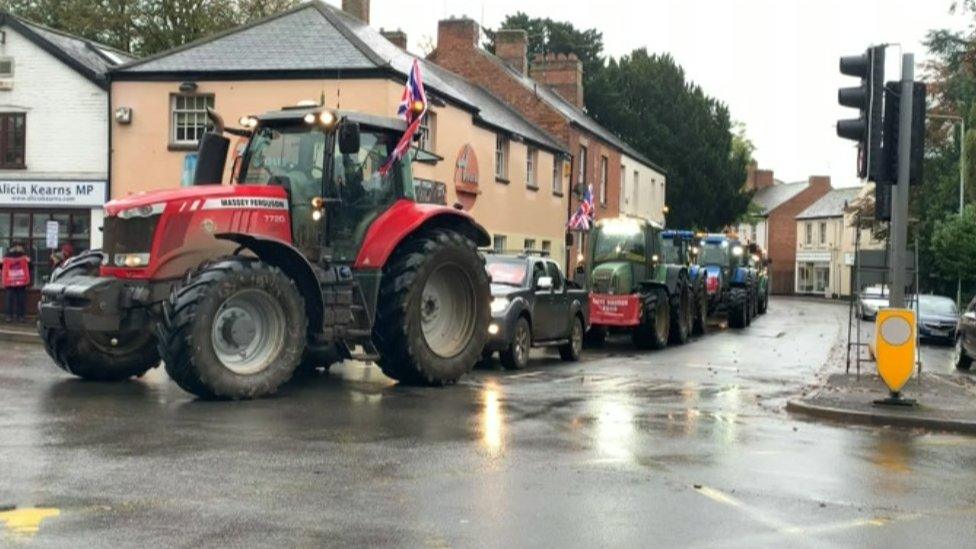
[857,285,889,321]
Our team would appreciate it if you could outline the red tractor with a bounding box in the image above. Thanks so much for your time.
[38,106,491,399]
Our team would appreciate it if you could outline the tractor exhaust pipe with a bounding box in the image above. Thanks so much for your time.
[192,107,230,186]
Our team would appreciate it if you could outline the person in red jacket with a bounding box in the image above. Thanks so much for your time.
[2,242,31,323]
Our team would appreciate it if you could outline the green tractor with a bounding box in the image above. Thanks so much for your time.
[584,217,693,349]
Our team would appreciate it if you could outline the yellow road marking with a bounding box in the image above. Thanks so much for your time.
[0,507,61,537]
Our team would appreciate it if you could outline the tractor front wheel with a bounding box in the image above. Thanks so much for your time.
[669,279,692,345]
[692,277,708,336]
[728,287,749,329]
[40,251,160,381]
[158,258,307,399]
[634,289,670,350]
[374,229,490,385]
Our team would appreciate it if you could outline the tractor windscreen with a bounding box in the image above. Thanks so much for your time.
[660,237,681,264]
[593,224,646,263]
[700,241,730,266]
[240,126,326,207]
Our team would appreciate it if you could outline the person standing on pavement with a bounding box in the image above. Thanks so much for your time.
[50,242,74,271]
[2,242,31,323]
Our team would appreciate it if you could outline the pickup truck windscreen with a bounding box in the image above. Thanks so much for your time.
[486,259,528,287]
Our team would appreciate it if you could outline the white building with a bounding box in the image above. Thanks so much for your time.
[0,13,131,289]
[619,153,667,225]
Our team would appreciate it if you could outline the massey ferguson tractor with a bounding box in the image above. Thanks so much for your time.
[38,105,491,399]
[584,217,693,349]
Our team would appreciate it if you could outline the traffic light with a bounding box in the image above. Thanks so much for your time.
[838,46,886,181]
[881,82,927,185]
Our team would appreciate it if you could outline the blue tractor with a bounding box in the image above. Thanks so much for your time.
[660,230,708,335]
[697,234,757,329]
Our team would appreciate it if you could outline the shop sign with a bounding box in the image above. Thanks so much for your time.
[454,144,480,195]
[0,180,107,208]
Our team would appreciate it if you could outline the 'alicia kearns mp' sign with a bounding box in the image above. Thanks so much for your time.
[0,180,107,208]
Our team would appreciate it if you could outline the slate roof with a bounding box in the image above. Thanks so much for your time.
[796,187,861,220]
[113,2,566,153]
[751,180,809,215]
[475,47,666,173]
[0,12,134,88]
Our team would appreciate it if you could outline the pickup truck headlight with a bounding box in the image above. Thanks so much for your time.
[117,203,165,219]
[490,297,510,314]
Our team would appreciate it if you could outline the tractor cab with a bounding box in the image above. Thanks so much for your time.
[588,217,663,296]
[660,230,698,267]
[230,107,414,263]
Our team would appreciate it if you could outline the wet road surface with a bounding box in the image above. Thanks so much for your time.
[1,298,974,547]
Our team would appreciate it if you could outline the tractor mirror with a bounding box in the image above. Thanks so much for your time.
[338,122,361,155]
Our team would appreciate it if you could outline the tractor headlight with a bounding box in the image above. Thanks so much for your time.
[732,245,744,257]
[114,253,151,268]
[117,203,165,219]
[490,297,511,314]
[319,110,337,128]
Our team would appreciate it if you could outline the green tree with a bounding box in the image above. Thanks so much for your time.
[930,206,976,288]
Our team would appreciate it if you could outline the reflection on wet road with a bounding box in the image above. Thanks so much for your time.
[0,298,974,547]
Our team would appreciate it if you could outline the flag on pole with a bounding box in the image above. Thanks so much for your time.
[379,59,428,175]
[568,184,595,231]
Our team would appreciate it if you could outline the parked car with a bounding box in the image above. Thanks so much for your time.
[857,285,889,320]
[954,296,976,370]
[483,253,589,370]
[910,294,959,344]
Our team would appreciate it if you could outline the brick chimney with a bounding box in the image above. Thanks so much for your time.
[341,0,370,24]
[437,18,480,53]
[530,52,584,108]
[495,29,528,75]
[744,162,775,191]
[381,29,408,49]
[808,175,831,192]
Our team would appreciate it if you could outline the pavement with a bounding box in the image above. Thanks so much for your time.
[0,319,39,344]
[2,297,976,547]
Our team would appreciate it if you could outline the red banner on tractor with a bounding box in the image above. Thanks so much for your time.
[589,294,641,327]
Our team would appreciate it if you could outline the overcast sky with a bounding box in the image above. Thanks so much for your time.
[327,0,968,186]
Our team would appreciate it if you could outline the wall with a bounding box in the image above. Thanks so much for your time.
[795,216,843,296]
[110,77,568,265]
[765,176,831,294]
[0,28,109,180]
[620,154,666,225]
[735,218,768,251]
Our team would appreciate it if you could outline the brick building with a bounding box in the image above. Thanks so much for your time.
[429,19,666,269]
[736,169,832,294]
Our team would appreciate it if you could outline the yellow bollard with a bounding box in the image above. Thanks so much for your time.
[873,308,917,406]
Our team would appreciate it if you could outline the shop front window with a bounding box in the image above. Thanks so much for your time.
[0,210,90,288]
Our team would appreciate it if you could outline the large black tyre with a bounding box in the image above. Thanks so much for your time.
[758,286,768,314]
[953,336,973,371]
[692,277,708,337]
[373,229,490,385]
[559,314,585,361]
[633,289,669,350]
[158,257,307,399]
[728,287,749,329]
[40,251,160,381]
[500,316,532,370]
[669,278,692,345]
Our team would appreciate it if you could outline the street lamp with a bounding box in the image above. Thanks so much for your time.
[927,113,966,307]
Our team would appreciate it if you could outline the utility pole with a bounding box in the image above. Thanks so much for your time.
[888,54,914,308]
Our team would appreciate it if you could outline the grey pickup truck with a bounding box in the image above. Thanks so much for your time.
[483,252,589,369]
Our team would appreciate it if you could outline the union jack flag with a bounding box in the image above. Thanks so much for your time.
[568,184,595,231]
[380,59,428,175]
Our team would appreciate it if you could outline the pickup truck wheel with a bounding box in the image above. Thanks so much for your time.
[501,317,531,370]
[559,315,584,361]
[39,250,160,381]
[953,336,972,370]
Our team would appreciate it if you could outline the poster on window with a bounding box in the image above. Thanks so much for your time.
[0,180,106,208]
[46,221,59,249]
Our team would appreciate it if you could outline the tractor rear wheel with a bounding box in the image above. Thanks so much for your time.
[40,251,160,381]
[692,277,708,336]
[374,229,490,385]
[669,278,692,345]
[728,287,749,329]
[634,289,669,350]
[158,258,307,399]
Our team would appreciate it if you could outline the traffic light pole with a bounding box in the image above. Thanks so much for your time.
[889,54,914,309]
